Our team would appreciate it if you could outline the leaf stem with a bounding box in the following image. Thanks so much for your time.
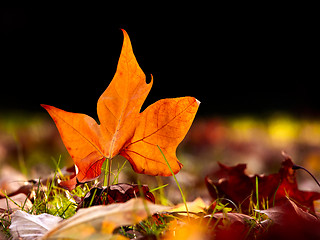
[157,145,189,219]
[292,164,320,188]
[102,158,112,204]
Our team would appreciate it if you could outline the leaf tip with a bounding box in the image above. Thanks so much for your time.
[195,98,201,106]
[120,28,129,40]
[120,28,127,34]
[40,104,52,110]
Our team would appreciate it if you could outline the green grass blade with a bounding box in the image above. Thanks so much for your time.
[51,155,63,178]
[1,191,22,209]
[103,158,109,187]
[255,176,259,210]
[272,181,281,207]
[157,145,189,219]
[88,188,98,207]
[137,179,151,217]
[149,184,168,193]
[112,160,127,185]
[255,176,261,221]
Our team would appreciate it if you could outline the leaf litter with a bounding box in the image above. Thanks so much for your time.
[205,152,320,214]
[0,29,320,239]
[10,210,62,240]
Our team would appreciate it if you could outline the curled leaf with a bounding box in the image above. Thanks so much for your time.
[42,198,170,239]
[9,210,62,240]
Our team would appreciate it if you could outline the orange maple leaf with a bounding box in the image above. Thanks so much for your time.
[41,29,199,190]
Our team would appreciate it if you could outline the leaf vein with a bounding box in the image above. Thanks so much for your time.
[128,98,197,147]
[51,111,104,158]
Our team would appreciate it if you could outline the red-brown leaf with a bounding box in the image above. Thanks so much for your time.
[205,153,320,213]
[259,199,320,239]
[207,212,258,240]
[78,183,155,208]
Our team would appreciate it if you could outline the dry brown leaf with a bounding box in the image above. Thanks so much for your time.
[0,193,32,213]
[9,210,62,240]
[171,197,207,214]
[42,198,170,240]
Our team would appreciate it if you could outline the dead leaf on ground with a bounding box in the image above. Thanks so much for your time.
[78,183,155,208]
[258,198,320,240]
[0,193,32,213]
[0,165,28,197]
[163,219,208,240]
[170,197,207,215]
[9,210,62,240]
[42,198,170,240]
[164,211,257,240]
[205,212,259,240]
[205,153,320,213]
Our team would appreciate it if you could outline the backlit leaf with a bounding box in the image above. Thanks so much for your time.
[42,30,199,190]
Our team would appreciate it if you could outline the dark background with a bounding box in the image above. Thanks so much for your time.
[1,8,319,118]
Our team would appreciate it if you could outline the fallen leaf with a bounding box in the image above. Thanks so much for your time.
[0,193,32,213]
[0,165,28,197]
[205,153,320,213]
[42,198,170,239]
[258,198,320,239]
[42,29,199,190]
[206,212,258,240]
[171,197,207,214]
[78,183,155,208]
[163,219,208,240]
[164,212,257,240]
[9,210,62,240]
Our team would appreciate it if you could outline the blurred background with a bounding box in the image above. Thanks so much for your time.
[1,8,319,202]
[0,8,319,116]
